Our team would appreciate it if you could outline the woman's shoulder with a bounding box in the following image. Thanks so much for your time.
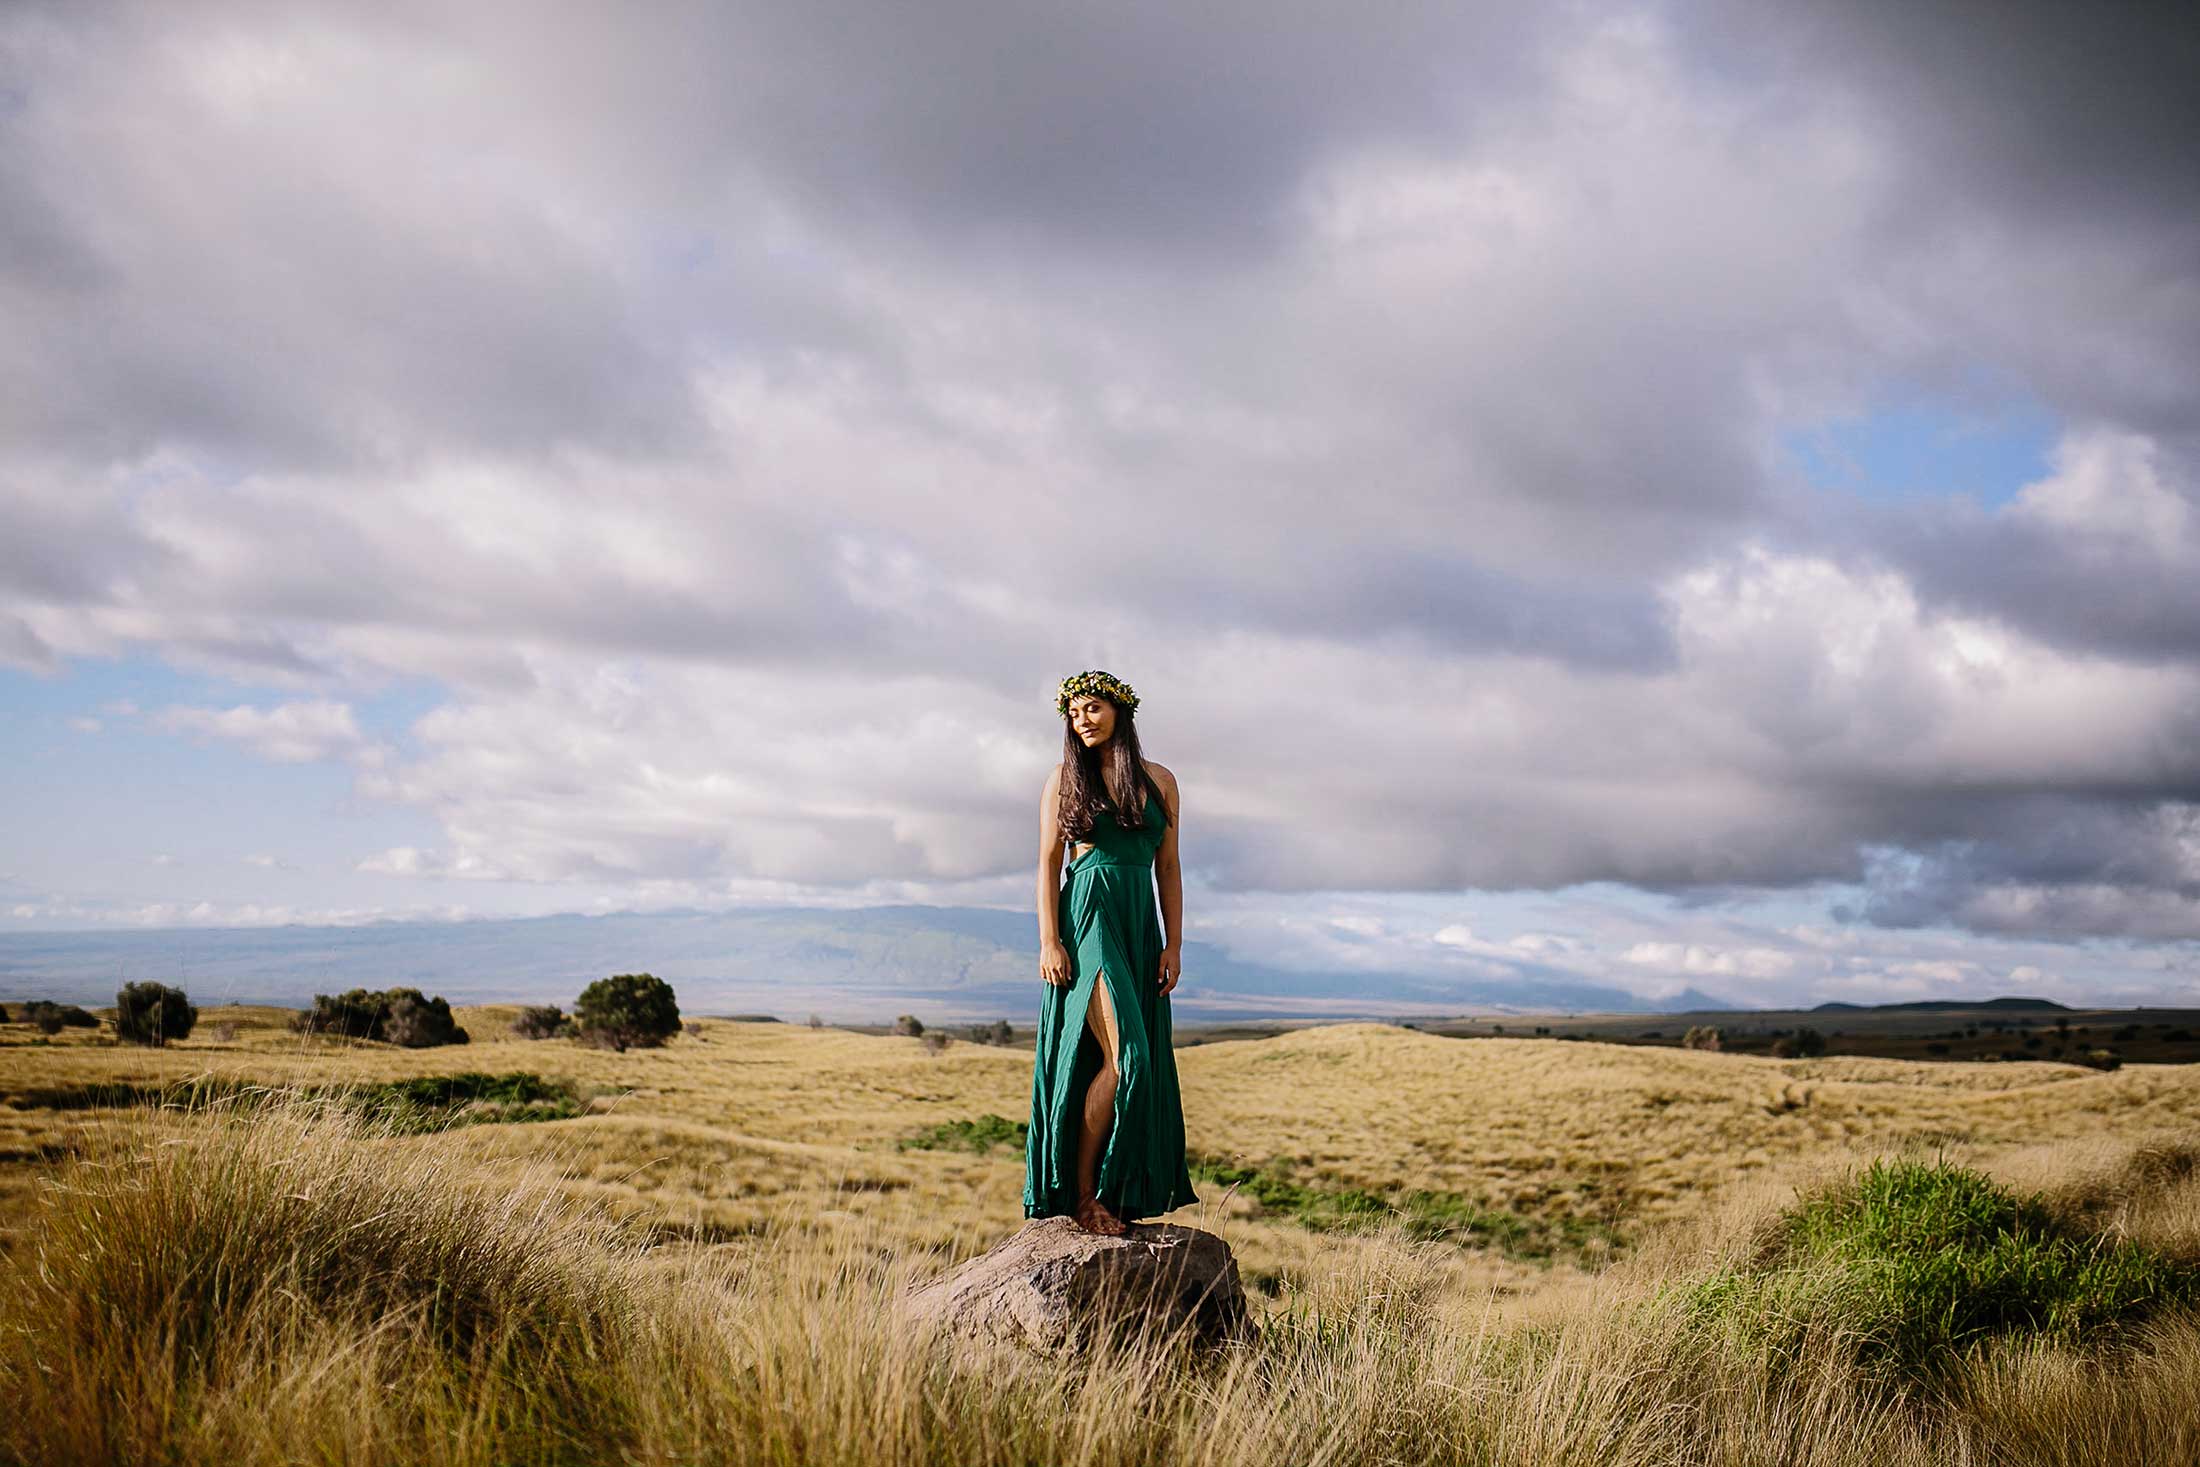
[1140,760,1179,814]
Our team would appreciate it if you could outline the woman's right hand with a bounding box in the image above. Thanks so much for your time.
[1039,939,1072,987]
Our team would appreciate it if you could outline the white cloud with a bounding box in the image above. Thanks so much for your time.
[154,699,373,765]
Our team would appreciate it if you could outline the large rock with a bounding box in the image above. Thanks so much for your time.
[898,1216,1259,1359]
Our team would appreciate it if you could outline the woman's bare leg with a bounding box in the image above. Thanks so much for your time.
[1074,970,1128,1235]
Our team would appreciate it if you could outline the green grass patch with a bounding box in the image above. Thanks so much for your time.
[897,1117,1622,1264]
[343,1072,588,1131]
[1687,1157,2200,1385]
[1189,1150,1620,1265]
[897,1113,1028,1154]
[3,1072,589,1133]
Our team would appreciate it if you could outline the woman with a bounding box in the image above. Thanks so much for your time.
[1023,669,1198,1236]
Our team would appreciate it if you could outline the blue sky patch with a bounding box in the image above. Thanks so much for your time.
[1786,389,2058,509]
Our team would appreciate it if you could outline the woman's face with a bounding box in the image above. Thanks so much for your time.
[1068,694,1116,748]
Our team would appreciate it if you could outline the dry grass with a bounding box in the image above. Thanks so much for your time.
[7,1009,2200,1284]
[0,1084,2195,1466]
[5,1006,2200,1463]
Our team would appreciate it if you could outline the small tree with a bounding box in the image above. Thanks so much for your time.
[574,973,681,1052]
[115,981,198,1047]
[1681,1025,1724,1052]
[382,988,468,1048]
[920,1031,952,1055]
[292,988,389,1039]
[807,1012,823,1028]
[23,1000,96,1032]
[291,987,467,1046]
[511,1004,569,1040]
[0,1002,11,1023]
[1770,1025,1829,1059]
[893,1014,925,1037]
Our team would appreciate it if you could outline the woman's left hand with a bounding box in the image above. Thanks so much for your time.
[1157,944,1182,995]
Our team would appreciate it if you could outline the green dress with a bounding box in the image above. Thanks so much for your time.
[1023,783,1199,1223]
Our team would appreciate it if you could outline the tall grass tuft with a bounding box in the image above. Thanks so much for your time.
[0,1091,661,1466]
[1689,1156,2200,1386]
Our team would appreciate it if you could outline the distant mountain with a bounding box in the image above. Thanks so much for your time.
[0,905,1695,1024]
[1810,997,2071,1014]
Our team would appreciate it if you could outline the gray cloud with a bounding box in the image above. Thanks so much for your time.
[4,1,2200,949]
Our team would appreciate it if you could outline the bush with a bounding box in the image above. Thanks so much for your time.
[292,989,391,1040]
[511,1004,570,1041]
[1681,1025,1723,1052]
[919,1031,951,1055]
[382,990,469,1048]
[893,1014,924,1037]
[292,988,468,1047]
[0,1002,10,1023]
[114,981,198,1047]
[21,1000,97,1034]
[1769,1027,1827,1060]
[1691,1158,2200,1384]
[573,973,680,1052]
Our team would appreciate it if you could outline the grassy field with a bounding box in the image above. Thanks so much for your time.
[3,1001,2199,1463]
[1187,1003,2200,1067]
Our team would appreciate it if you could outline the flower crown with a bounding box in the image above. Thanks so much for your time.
[1055,669,1139,717]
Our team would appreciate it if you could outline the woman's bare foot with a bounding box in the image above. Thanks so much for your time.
[1074,1194,1128,1236]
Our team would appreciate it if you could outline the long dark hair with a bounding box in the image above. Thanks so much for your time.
[1057,693,1167,844]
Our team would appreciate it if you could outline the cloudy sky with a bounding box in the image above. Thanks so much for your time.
[4,0,2198,1008]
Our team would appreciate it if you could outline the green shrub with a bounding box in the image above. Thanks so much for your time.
[511,1004,570,1040]
[114,981,198,1046]
[1690,1158,2200,1385]
[292,987,468,1046]
[573,973,680,1052]
[381,989,468,1048]
[893,1013,924,1036]
[1680,1025,1722,1052]
[292,988,392,1039]
[20,1000,97,1035]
